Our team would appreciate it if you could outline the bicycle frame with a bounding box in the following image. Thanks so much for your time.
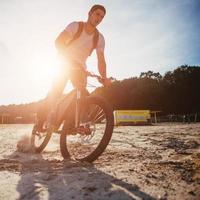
[50,70,111,133]
[51,85,87,133]
[75,88,81,128]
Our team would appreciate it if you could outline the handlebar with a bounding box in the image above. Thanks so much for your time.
[86,71,116,86]
[70,68,116,86]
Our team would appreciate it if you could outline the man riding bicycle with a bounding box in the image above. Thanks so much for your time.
[37,4,110,130]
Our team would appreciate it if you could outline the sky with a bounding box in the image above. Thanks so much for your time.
[0,0,200,105]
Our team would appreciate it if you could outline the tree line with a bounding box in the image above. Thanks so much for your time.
[0,65,200,123]
[94,65,200,115]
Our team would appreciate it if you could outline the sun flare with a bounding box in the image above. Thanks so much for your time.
[26,48,75,99]
[28,51,60,88]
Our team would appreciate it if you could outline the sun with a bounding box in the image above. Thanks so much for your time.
[28,50,60,88]
[33,63,57,85]
[27,48,74,100]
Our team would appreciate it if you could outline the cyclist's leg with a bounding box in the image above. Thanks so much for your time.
[70,68,89,125]
[69,67,89,96]
[37,67,69,128]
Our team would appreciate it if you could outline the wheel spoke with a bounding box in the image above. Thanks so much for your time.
[87,105,101,121]
[94,110,105,123]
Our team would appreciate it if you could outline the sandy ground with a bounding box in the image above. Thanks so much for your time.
[0,123,199,200]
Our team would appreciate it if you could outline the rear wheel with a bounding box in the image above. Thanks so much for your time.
[60,95,114,162]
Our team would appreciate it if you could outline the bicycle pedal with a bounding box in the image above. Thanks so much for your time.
[77,125,92,135]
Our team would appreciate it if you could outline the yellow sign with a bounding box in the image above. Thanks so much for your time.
[114,110,151,125]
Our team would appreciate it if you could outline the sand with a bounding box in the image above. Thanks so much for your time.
[0,123,199,200]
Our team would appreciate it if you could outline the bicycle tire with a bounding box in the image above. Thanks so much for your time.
[60,95,114,162]
[31,124,52,153]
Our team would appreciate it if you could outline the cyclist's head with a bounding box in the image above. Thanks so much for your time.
[89,5,106,15]
[88,5,106,27]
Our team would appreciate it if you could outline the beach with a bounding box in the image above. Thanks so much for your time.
[0,123,199,200]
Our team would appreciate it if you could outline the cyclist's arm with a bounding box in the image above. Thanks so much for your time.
[96,33,107,79]
[55,31,72,54]
[55,22,78,54]
[96,50,112,86]
[97,51,107,79]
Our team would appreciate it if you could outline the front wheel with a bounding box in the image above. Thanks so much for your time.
[60,95,114,162]
[31,123,53,153]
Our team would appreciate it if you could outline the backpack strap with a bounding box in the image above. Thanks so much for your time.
[66,21,99,56]
[67,21,84,46]
[89,29,99,56]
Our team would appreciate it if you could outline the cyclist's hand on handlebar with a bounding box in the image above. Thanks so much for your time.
[104,78,112,87]
[84,70,115,86]
[99,77,112,87]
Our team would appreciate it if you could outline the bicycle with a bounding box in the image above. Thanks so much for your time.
[31,70,114,162]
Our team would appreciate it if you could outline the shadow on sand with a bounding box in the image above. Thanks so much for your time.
[1,150,156,200]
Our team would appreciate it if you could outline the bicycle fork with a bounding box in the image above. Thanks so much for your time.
[75,89,81,128]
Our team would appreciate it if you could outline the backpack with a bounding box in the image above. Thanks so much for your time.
[67,21,99,56]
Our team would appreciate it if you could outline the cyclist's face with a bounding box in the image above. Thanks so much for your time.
[88,9,105,27]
